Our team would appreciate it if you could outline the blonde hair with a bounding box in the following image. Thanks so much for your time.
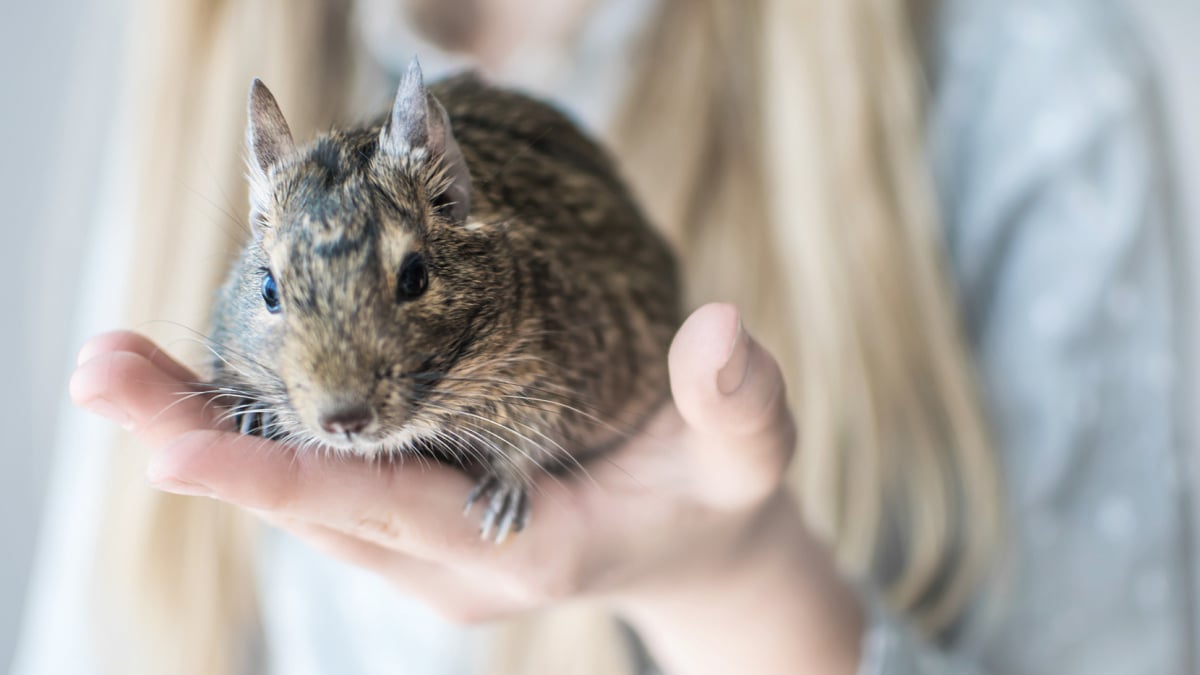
[97,0,1002,673]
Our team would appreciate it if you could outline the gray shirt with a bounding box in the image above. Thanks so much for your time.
[865,0,1189,672]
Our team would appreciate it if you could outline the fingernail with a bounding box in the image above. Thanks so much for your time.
[83,397,134,430]
[148,474,213,498]
[717,317,750,395]
[76,341,98,366]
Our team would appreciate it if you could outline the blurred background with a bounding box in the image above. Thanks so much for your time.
[1,0,1197,671]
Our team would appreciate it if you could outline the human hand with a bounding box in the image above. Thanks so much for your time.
[71,303,861,672]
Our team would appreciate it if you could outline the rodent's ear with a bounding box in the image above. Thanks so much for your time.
[245,79,296,183]
[380,57,473,225]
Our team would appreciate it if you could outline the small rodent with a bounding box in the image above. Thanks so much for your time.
[208,59,681,542]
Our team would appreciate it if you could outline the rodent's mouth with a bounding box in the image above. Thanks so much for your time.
[306,423,428,459]
[312,428,383,452]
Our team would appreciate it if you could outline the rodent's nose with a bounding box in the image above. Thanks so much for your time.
[318,405,375,436]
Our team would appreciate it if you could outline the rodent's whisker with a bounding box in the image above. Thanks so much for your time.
[409,373,591,413]
[446,421,536,487]
[177,169,254,245]
[423,403,552,464]
[212,407,289,427]
[433,427,494,469]
[407,368,578,398]
[203,391,263,406]
[467,391,662,490]
[415,390,602,491]
[146,389,227,427]
[450,422,573,508]
[497,394,643,439]
[148,324,276,382]
[422,429,472,465]
[425,409,541,471]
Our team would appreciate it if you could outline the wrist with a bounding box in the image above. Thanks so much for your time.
[614,490,864,675]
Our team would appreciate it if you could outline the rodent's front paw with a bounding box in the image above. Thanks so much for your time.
[463,474,530,544]
[231,398,283,440]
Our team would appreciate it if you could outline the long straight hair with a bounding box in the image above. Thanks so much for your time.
[97,1,1002,673]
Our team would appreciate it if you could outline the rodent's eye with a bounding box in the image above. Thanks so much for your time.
[261,269,282,314]
[396,252,428,302]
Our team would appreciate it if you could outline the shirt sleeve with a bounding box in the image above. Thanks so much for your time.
[859,0,1191,672]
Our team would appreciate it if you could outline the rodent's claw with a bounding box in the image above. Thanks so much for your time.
[236,408,259,435]
[465,475,530,544]
[259,412,278,439]
[462,475,495,516]
[493,489,528,544]
[233,399,278,439]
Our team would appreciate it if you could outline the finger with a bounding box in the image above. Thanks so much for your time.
[667,303,796,504]
[256,514,522,624]
[254,509,399,570]
[148,429,498,562]
[70,351,223,447]
[77,331,198,383]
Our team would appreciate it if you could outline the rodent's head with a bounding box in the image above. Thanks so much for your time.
[223,59,509,454]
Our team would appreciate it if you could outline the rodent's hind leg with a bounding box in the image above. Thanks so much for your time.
[463,474,529,544]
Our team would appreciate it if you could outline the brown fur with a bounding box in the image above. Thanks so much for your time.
[209,71,680,536]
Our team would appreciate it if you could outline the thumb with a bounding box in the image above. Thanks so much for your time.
[668,304,796,504]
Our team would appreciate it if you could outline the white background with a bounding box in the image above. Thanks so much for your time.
[2,0,126,670]
[1,0,1197,671]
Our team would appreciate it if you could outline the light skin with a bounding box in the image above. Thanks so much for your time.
[70,302,865,674]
